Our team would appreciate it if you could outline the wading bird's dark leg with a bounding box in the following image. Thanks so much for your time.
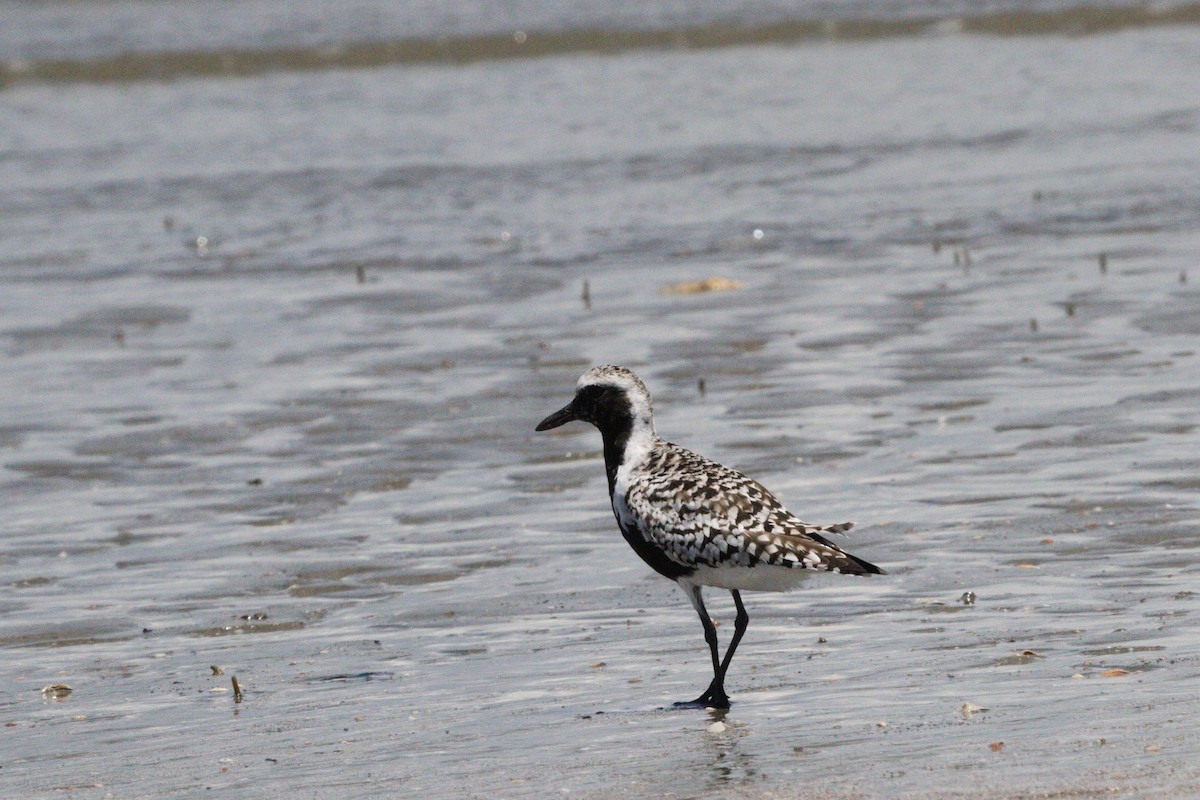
[716,590,749,686]
[674,584,731,709]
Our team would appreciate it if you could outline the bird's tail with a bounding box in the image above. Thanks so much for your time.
[834,550,886,576]
[797,522,886,575]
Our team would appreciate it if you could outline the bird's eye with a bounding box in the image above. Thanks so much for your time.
[577,385,609,403]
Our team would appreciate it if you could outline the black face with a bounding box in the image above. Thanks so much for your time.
[535,384,631,434]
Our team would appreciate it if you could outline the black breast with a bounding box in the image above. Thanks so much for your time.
[577,385,691,581]
[615,519,693,581]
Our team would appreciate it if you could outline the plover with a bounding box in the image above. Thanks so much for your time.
[536,365,884,709]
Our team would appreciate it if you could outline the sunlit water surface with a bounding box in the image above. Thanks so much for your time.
[2,3,1200,797]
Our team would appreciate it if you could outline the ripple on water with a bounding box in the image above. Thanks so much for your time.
[3,15,1200,800]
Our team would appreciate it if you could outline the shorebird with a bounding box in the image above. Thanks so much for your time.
[536,365,884,709]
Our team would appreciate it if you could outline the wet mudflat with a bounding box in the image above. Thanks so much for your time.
[2,4,1200,798]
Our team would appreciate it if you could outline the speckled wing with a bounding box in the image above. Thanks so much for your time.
[625,441,876,576]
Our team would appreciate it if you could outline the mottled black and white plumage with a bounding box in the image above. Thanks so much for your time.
[536,365,884,709]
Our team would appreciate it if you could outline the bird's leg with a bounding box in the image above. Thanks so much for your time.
[674,584,731,709]
[715,590,749,686]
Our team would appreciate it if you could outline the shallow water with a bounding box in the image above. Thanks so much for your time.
[3,2,1200,797]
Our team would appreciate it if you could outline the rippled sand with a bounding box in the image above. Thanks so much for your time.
[2,7,1200,798]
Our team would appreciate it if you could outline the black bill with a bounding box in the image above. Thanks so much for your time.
[535,403,576,431]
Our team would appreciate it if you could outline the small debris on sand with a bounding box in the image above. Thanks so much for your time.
[961,702,989,719]
[659,277,741,296]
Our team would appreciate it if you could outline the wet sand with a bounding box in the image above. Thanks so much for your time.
[2,6,1200,798]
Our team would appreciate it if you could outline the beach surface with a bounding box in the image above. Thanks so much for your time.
[2,2,1200,796]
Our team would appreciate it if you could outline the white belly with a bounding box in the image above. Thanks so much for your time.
[686,563,812,592]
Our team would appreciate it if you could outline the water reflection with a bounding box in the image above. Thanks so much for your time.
[3,9,1200,798]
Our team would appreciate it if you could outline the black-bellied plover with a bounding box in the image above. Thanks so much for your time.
[536,365,884,709]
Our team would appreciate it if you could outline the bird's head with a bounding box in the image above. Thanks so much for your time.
[535,365,654,436]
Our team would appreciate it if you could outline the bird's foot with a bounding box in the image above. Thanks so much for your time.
[672,685,731,710]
